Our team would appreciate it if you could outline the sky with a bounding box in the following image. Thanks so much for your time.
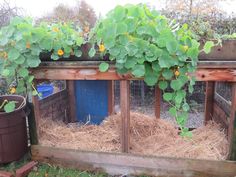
[5,0,236,18]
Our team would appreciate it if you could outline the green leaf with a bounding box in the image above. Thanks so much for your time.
[88,47,96,57]
[175,90,185,104]
[4,101,16,113]
[76,37,83,46]
[19,68,29,78]
[74,50,82,57]
[116,22,128,35]
[2,69,10,77]
[166,40,178,54]
[125,43,138,56]
[203,41,214,54]
[124,57,137,69]
[51,53,59,60]
[8,48,20,61]
[169,107,177,117]
[183,102,190,112]
[131,64,145,77]
[144,75,158,86]
[163,92,173,101]
[170,79,185,91]
[162,69,173,80]
[27,58,41,67]
[99,62,109,72]
[113,6,126,22]
[39,38,53,50]
[158,81,168,90]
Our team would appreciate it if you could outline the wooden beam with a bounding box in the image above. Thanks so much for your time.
[32,68,236,82]
[66,81,77,123]
[199,40,236,61]
[108,81,114,115]
[229,83,236,160]
[155,86,161,119]
[204,82,215,125]
[31,145,236,177]
[120,80,130,153]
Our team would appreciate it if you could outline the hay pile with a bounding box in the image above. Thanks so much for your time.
[39,112,229,160]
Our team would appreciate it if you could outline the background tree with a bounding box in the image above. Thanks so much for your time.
[0,0,21,95]
[38,0,97,29]
[165,0,228,16]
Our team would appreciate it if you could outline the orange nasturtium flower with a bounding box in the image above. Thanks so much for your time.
[57,49,64,56]
[52,27,59,32]
[9,87,16,94]
[99,44,105,52]
[174,70,180,76]
[26,42,31,49]
[84,26,90,33]
[3,52,8,59]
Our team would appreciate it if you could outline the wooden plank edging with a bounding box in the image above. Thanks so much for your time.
[31,145,236,177]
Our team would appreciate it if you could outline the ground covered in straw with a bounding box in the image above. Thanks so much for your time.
[39,112,229,160]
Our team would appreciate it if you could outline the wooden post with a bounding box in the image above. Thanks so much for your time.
[228,83,236,160]
[120,80,130,153]
[108,81,114,115]
[204,81,215,125]
[27,102,38,145]
[155,86,161,119]
[31,80,40,141]
[66,81,77,123]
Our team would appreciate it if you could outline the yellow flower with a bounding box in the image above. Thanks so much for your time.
[9,87,16,94]
[182,45,189,52]
[26,42,31,49]
[57,49,64,56]
[52,27,59,32]
[99,44,105,52]
[3,52,8,59]
[174,70,180,76]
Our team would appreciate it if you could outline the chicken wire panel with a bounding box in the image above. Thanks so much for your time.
[114,81,205,128]
[114,81,155,115]
[215,82,232,102]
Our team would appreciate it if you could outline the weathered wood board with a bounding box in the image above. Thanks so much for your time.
[31,145,236,177]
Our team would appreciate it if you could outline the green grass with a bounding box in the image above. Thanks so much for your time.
[0,154,108,177]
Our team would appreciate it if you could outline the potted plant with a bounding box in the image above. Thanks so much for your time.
[89,4,214,136]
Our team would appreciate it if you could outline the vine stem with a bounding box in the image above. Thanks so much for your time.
[0,99,8,109]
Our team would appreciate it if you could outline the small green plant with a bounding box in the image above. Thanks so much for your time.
[0,17,84,112]
[90,4,213,136]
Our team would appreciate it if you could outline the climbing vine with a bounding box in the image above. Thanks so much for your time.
[0,17,84,112]
[89,4,214,136]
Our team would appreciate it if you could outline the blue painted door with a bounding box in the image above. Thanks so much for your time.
[75,80,108,124]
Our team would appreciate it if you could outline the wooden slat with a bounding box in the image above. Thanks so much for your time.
[120,80,130,153]
[212,103,229,130]
[108,81,114,115]
[199,40,236,61]
[198,61,236,68]
[229,83,236,160]
[32,68,236,81]
[155,86,161,119]
[204,82,215,124]
[31,145,236,177]
[66,81,77,123]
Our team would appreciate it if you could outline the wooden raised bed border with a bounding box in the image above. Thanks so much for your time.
[29,47,236,175]
[31,145,236,177]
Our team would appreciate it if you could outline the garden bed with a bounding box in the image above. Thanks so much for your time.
[38,112,228,160]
